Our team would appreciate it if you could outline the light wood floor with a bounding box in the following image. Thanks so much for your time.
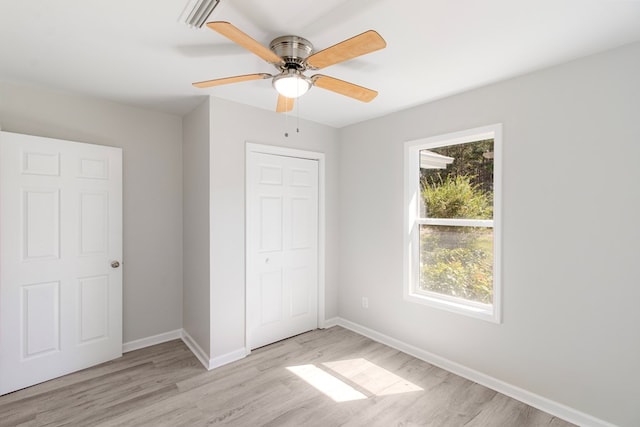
[0,326,574,427]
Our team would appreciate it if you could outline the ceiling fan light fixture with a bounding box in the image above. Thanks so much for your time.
[273,70,311,98]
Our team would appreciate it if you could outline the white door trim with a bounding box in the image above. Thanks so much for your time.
[245,142,326,352]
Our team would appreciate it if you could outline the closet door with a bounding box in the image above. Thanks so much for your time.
[246,151,319,349]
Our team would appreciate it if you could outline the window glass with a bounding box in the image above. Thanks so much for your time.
[419,225,493,305]
[419,140,494,220]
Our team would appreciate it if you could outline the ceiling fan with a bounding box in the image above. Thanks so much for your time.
[192,21,387,112]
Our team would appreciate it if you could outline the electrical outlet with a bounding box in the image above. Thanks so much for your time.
[362,297,369,309]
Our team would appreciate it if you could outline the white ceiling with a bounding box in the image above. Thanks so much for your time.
[1,0,640,128]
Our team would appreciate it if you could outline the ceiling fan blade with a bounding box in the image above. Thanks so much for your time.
[311,75,378,102]
[276,94,294,113]
[192,73,271,88]
[206,21,283,65]
[306,30,386,70]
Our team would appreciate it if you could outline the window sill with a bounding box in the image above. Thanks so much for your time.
[405,291,501,324]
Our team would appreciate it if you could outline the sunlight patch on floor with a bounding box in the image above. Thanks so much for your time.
[323,358,423,396]
[287,358,422,402]
[287,364,367,402]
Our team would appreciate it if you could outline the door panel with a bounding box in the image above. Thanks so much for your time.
[22,281,61,357]
[79,191,108,255]
[247,152,319,349]
[79,157,108,179]
[291,196,312,249]
[78,275,109,343]
[23,189,60,259]
[22,151,60,176]
[260,270,284,324]
[0,131,122,395]
[259,196,283,251]
[290,266,310,317]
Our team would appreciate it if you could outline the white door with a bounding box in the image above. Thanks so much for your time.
[0,131,122,395]
[246,151,319,349]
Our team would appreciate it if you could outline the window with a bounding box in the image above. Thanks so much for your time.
[404,124,502,322]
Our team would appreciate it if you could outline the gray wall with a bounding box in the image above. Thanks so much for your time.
[337,42,640,426]
[209,97,340,359]
[0,81,184,343]
[182,98,211,353]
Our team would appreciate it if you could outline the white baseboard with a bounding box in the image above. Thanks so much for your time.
[180,329,247,370]
[209,348,247,369]
[335,318,615,427]
[180,329,211,370]
[320,316,339,329]
[122,329,182,353]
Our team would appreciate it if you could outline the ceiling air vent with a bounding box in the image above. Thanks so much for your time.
[180,0,221,28]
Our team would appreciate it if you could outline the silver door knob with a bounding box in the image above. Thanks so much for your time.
[111,261,120,268]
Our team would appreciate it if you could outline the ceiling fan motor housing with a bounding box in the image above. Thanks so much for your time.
[269,36,314,71]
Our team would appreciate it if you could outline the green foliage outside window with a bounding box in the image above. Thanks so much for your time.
[419,140,494,304]
[421,174,492,219]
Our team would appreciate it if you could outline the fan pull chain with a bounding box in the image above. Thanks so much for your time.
[296,96,300,134]
[284,97,301,137]
[284,105,289,137]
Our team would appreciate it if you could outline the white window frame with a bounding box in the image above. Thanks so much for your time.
[403,124,502,323]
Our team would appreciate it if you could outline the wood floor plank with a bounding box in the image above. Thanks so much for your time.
[0,327,576,427]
